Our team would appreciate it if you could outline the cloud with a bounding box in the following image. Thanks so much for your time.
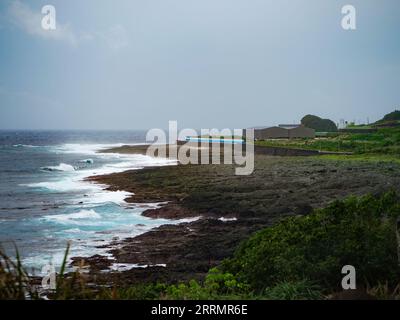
[6,1,129,51]
[98,24,129,51]
[7,0,78,45]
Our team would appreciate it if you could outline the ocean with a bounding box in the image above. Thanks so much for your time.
[0,130,178,272]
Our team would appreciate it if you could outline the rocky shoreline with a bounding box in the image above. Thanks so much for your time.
[72,146,400,286]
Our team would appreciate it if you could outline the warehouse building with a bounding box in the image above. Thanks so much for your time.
[249,124,315,140]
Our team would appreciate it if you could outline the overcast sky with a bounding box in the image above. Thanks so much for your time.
[0,0,399,130]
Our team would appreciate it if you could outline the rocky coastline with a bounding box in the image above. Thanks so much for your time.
[71,145,400,286]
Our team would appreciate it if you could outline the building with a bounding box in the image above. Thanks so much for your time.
[288,125,315,138]
[254,126,289,139]
[249,124,315,140]
[278,124,302,129]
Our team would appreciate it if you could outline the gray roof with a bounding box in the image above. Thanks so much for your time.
[278,124,302,129]
[249,124,302,130]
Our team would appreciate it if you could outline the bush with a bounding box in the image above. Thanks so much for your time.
[263,280,323,300]
[99,283,168,300]
[301,114,338,132]
[222,191,400,292]
[163,268,251,300]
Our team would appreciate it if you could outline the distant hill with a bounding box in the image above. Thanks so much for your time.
[301,115,337,132]
[376,110,400,123]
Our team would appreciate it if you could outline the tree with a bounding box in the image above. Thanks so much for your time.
[301,115,337,132]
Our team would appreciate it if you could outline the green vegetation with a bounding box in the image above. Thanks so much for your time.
[256,111,400,162]
[345,124,373,129]
[0,247,38,300]
[376,110,400,123]
[262,280,323,300]
[93,269,323,300]
[221,191,400,293]
[2,192,400,300]
[255,127,400,157]
[301,114,338,132]
[140,190,400,300]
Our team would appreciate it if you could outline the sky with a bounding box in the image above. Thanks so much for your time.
[0,0,399,130]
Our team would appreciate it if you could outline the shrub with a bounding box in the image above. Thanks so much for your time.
[163,268,251,300]
[222,191,400,292]
[263,280,323,300]
[301,114,338,132]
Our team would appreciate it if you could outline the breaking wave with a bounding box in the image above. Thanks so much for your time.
[41,163,75,172]
[79,159,94,164]
[44,209,101,224]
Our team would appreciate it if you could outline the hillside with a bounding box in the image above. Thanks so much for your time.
[376,110,400,123]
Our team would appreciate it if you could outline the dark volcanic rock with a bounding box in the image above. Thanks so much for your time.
[142,204,199,220]
[78,155,400,286]
[70,255,112,272]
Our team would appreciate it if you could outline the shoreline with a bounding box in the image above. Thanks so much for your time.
[70,145,400,285]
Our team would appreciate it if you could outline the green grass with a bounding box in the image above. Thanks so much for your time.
[0,246,35,300]
[315,154,400,164]
[255,127,400,156]
[345,124,374,129]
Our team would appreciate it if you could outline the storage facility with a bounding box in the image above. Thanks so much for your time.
[248,124,315,140]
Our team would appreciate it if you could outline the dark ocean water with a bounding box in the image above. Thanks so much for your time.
[0,130,180,272]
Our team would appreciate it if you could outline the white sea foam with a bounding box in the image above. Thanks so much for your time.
[23,243,115,275]
[76,190,132,206]
[177,216,202,223]
[62,228,91,234]
[218,217,237,222]
[23,179,92,192]
[52,143,124,156]
[21,143,182,269]
[13,144,40,148]
[45,209,101,223]
[79,159,94,164]
[25,144,177,208]
[41,163,75,172]
[107,263,167,272]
